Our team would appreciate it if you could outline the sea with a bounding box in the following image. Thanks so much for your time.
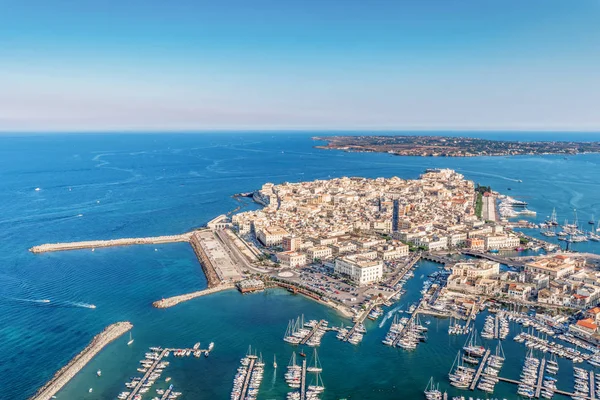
[1,131,600,400]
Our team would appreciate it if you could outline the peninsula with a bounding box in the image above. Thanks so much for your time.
[313,135,600,157]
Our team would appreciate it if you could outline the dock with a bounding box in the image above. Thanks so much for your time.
[591,371,596,400]
[469,349,491,390]
[30,322,132,400]
[300,359,307,400]
[239,357,256,400]
[489,375,596,400]
[534,357,546,398]
[30,233,192,253]
[392,296,427,346]
[160,385,173,400]
[128,348,169,399]
[300,320,326,345]
[494,314,499,339]
[344,301,380,341]
[128,346,210,400]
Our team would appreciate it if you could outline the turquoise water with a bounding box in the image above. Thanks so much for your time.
[1,132,600,399]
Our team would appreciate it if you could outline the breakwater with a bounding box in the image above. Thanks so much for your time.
[29,233,193,253]
[30,321,132,400]
[153,284,236,308]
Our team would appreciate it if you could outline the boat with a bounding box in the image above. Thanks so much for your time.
[306,349,322,373]
[273,354,277,369]
[299,348,306,357]
[590,215,595,225]
[204,350,209,357]
[97,369,101,377]
[127,332,134,346]
[88,388,93,393]
[208,342,214,351]
[35,187,41,191]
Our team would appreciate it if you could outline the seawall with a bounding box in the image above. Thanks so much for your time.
[30,233,193,253]
[30,321,132,400]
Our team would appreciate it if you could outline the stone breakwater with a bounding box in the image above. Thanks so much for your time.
[29,233,193,253]
[152,284,235,308]
[30,321,133,400]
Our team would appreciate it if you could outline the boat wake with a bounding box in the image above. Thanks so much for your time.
[5,297,51,304]
[67,302,97,309]
[379,305,403,328]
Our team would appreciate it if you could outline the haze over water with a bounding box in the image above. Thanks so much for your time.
[1,132,600,400]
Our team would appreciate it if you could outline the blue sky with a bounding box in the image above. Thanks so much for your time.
[1,0,599,131]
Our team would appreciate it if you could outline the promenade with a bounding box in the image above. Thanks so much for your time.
[30,321,132,400]
[30,233,192,253]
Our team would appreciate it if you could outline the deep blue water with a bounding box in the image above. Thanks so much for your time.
[1,132,600,400]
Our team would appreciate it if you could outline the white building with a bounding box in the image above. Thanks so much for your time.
[484,234,520,251]
[334,256,383,286]
[257,226,289,246]
[307,246,333,261]
[276,251,307,267]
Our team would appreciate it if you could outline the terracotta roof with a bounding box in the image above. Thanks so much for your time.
[588,307,600,314]
[577,318,598,330]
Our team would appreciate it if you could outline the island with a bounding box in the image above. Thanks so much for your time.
[313,135,600,157]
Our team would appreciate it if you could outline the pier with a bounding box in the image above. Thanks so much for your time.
[239,357,256,400]
[30,233,192,253]
[393,296,427,346]
[128,348,169,399]
[160,385,173,400]
[489,375,596,399]
[300,320,326,345]
[591,371,596,400]
[153,283,235,308]
[344,300,381,341]
[300,359,307,400]
[494,314,499,339]
[30,322,132,400]
[534,357,546,398]
[469,349,491,390]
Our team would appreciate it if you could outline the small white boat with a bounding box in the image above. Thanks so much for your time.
[88,388,93,393]
[274,354,278,369]
[127,332,134,346]
[97,369,101,377]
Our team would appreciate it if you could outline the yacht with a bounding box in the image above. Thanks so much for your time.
[97,369,101,377]
[127,332,134,346]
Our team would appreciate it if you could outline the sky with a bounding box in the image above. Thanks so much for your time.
[1,0,599,132]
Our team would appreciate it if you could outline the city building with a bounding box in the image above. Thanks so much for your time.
[334,256,383,286]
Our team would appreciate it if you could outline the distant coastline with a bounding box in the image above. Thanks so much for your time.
[313,135,600,157]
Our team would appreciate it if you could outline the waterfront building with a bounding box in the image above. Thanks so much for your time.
[525,255,576,279]
[451,261,500,279]
[484,234,520,250]
[334,256,383,286]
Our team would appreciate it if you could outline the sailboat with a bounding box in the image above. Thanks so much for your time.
[462,329,485,357]
[127,332,134,346]
[273,354,277,369]
[307,349,322,373]
[307,371,325,393]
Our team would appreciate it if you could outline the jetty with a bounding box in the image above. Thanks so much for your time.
[160,385,173,400]
[153,283,235,308]
[494,314,499,339]
[29,234,192,253]
[300,359,307,400]
[30,321,132,400]
[469,349,491,390]
[534,357,546,398]
[239,357,256,400]
[300,320,326,345]
[489,375,596,399]
[591,371,596,400]
[128,348,169,399]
